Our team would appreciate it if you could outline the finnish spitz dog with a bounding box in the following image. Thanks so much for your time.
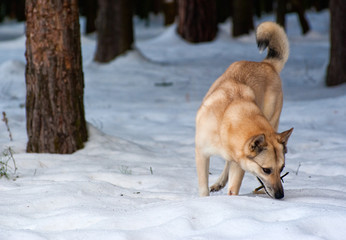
[195,22,293,199]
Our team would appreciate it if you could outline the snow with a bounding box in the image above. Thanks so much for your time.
[1,10,346,240]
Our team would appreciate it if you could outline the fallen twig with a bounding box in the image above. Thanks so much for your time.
[296,162,301,175]
[254,172,289,192]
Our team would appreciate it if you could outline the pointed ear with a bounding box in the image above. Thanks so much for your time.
[248,134,267,154]
[278,128,293,145]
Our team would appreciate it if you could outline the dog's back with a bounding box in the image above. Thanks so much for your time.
[200,22,289,130]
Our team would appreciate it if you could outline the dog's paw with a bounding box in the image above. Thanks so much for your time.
[210,183,225,192]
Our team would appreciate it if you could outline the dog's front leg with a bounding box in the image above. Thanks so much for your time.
[227,161,245,195]
[195,148,210,196]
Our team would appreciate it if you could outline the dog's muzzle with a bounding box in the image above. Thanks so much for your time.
[256,177,284,199]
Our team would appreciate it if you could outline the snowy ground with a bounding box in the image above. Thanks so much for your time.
[1,10,346,240]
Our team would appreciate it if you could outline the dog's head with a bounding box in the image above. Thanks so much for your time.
[240,128,293,199]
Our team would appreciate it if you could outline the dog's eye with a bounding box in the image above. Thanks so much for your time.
[262,168,272,175]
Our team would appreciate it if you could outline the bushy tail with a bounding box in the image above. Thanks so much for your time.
[256,22,289,73]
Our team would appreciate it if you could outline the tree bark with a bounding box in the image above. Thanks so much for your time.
[326,0,346,86]
[291,0,310,34]
[276,0,287,29]
[15,0,26,21]
[216,0,231,23]
[163,0,176,26]
[85,0,98,34]
[232,0,254,37]
[177,0,217,43]
[25,0,88,154]
[94,0,134,62]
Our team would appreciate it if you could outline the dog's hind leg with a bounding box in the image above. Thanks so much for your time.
[263,90,283,131]
[227,161,245,195]
[210,161,230,192]
[195,148,210,196]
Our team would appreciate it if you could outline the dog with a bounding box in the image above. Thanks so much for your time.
[195,22,293,199]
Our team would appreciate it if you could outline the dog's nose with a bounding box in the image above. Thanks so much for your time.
[274,190,284,199]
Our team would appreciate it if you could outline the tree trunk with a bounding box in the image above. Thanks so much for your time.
[263,0,274,13]
[25,0,88,154]
[15,0,26,21]
[216,0,231,23]
[94,0,134,62]
[326,0,346,86]
[254,0,273,18]
[85,0,98,34]
[292,0,310,34]
[276,0,287,29]
[177,0,217,43]
[163,0,176,26]
[313,0,329,11]
[232,0,254,37]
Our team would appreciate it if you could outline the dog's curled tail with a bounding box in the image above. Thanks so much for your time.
[256,22,289,73]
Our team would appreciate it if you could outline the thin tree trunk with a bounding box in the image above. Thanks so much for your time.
[326,0,346,86]
[232,0,254,37]
[292,0,310,34]
[94,0,134,62]
[15,0,26,21]
[85,0,98,34]
[25,0,88,154]
[276,0,286,29]
[163,0,176,26]
[177,0,217,43]
[216,0,231,23]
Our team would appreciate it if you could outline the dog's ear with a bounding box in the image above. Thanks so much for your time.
[248,134,267,154]
[277,128,293,145]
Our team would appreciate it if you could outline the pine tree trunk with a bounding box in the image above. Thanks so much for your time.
[85,0,98,34]
[163,0,176,26]
[16,0,26,21]
[232,0,254,37]
[326,0,346,86]
[292,0,310,34]
[216,0,231,23]
[94,0,134,62]
[276,0,287,29]
[177,0,217,43]
[25,0,88,154]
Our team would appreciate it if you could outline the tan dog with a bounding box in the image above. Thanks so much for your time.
[195,22,293,199]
